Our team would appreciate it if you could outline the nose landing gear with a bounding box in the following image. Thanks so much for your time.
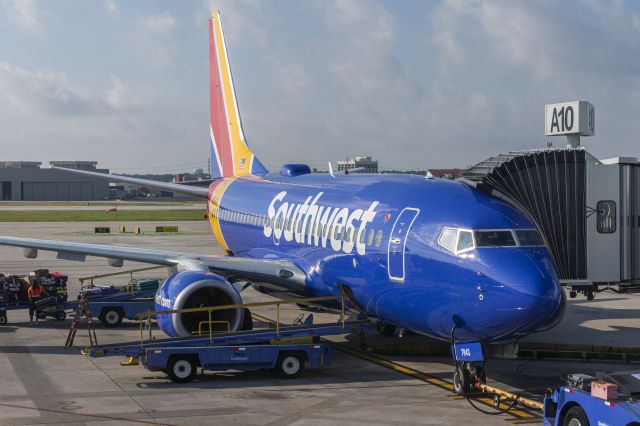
[452,362,486,395]
[450,317,520,415]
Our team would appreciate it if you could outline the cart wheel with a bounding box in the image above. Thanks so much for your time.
[0,313,7,326]
[55,311,66,321]
[276,353,305,379]
[452,367,471,395]
[166,356,197,383]
[99,308,123,327]
[563,405,588,426]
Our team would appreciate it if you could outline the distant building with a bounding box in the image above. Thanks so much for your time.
[0,161,42,169]
[49,161,108,173]
[337,156,378,173]
[426,168,463,180]
[0,161,109,201]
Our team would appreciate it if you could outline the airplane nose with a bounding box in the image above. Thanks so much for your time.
[501,249,564,334]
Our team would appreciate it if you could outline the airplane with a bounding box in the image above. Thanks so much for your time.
[0,11,564,392]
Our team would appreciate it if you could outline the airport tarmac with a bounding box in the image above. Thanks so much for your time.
[0,220,638,425]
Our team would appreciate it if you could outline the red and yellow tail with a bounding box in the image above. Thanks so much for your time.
[209,11,268,179]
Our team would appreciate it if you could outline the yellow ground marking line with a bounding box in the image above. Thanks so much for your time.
[250,313,539,420]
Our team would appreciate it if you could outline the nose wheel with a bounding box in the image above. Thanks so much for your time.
[452,362,486,395]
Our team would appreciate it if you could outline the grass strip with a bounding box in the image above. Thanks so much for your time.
[0,210,205,222]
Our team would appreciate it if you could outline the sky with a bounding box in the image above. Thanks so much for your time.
[1,0,640,173]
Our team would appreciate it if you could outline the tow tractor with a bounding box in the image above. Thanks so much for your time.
[83,296,372,383]
[543,371,640,425]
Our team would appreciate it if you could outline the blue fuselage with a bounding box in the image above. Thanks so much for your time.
[209,172,564,343]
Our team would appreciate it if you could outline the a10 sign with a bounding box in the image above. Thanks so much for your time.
[545,101,595,137]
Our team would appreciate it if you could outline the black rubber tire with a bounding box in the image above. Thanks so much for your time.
[99,308,123,327]
[0,314,7,325]
[377,321,396,337]
[276,353,305,379]
[241,308,253,331]
[452,367,471,395]
[55,310,66,321]
[166,356,197,383]
[563,405,589,426]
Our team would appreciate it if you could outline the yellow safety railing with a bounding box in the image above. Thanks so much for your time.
[197,320,231,336]
[78,265,165,294]
[137,295,347,345]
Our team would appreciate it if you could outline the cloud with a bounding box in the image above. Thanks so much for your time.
[141,12,176,37]
[0,63,154,115]
[103,0,119,17]
[135,12,178,66]
[1,0,45,35]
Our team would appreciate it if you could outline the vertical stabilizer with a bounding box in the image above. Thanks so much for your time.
[209,11,268,178]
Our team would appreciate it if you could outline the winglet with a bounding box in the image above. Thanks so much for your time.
[209,11,268,178]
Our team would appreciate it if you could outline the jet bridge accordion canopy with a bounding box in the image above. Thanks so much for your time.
[462,149,587,280]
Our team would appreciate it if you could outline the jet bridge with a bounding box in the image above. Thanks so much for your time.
[461,148,640,298]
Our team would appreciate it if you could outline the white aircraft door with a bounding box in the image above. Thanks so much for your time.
[387,208,420,283]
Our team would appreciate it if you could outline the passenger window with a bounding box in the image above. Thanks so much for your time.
[297,219,303,233]
[367,229,374,245]
[359,228,366,245]
[345,228,352,242]
[457,230,474,252]
[438,227,457,253]
[597,200,616,233]
[374,230,383,247]
[305,220,311,235]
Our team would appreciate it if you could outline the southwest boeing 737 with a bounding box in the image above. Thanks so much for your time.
[0,12,564,392]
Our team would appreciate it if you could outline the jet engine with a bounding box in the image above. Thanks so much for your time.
[154,271,245,337]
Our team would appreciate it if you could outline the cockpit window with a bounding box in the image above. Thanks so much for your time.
[438,227,457,253]
[457,230,474,253]
[474,230,516,247]
[515,229,545,246]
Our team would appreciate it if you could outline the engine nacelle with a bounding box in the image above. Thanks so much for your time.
[154,271,244,337]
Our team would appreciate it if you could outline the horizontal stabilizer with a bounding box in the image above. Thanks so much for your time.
[52,167,209,199]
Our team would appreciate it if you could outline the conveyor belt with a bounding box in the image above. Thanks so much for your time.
[85,320,370,358]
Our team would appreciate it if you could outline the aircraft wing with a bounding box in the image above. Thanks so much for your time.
[0,236,307,291]
[52,167,210,199]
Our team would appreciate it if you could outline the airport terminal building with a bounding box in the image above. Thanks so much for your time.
[0,161,109,201]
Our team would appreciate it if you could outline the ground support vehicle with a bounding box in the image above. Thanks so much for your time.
[78,288,157,327]
[85,318,371,383]
[0,300,67,325]
[543,372,640,425]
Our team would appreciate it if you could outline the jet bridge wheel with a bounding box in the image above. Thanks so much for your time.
[563,405,589,426]
[166,355,198,383]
